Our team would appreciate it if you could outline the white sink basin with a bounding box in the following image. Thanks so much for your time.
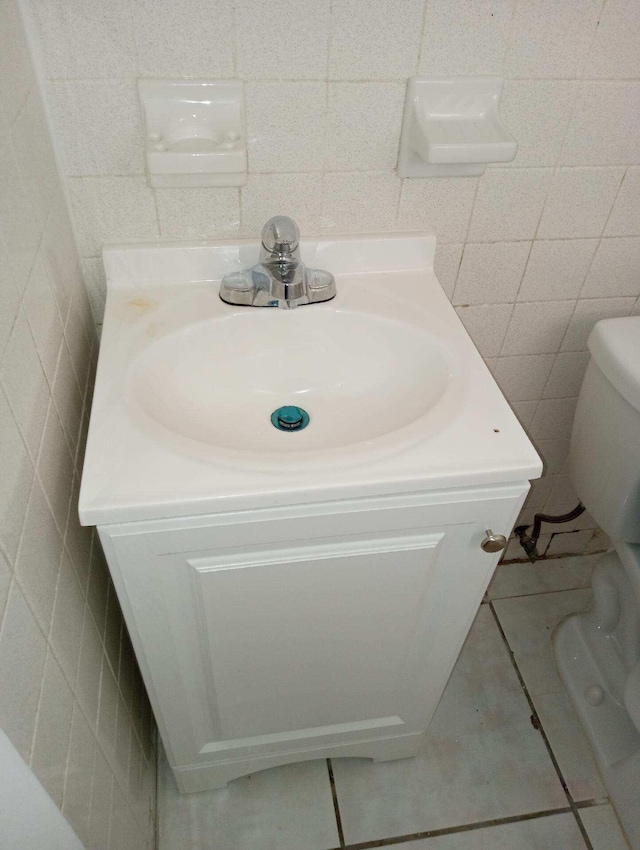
[128,307,455,457]
[79,233,541,525]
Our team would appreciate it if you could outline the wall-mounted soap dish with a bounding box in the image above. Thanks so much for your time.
[138,79,247,188]
[397,77,517,178]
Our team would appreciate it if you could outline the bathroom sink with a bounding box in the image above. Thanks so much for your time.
[127,307,456,457]
[79,233,541,524]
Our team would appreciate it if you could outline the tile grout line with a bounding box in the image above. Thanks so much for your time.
[529,50,591,373]
[30,75,640,84]
[449,172,482,306]
[574,798,612,810]
[488,601,595,850]
[503,0,521,68]
[578,0,609,82]
[59,167,632,180]
[573,166,627,307]
[416,0,432,73]
[326,0,335,82]
[489,581,595,602]
[341,807,576,850]
[17,580,104,802]
[327,758,346,848]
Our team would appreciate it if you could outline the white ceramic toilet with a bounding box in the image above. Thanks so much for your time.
[553,315,640,848]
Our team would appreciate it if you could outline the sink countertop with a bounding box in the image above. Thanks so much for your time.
[79,233,542,526]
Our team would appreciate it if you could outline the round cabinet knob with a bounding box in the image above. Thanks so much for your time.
[481,529,508,553]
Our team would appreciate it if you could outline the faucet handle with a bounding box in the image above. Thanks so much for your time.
[261,216,299,257]
[307,268,337,303]
[219,270,255,306]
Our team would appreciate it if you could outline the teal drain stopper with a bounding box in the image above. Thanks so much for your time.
[271,405,310,432]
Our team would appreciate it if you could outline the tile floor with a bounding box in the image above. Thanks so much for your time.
[158,554,631,850]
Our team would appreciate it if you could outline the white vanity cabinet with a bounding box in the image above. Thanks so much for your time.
[80,233,542,793]
[99,482,526,792]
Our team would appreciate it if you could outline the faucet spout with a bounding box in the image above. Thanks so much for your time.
[260,216,300,262]
[259,217,305,305]
[219,216,336,309]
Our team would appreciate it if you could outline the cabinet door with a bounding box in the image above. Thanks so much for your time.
[100,488,524,774]
[190,532,445,746]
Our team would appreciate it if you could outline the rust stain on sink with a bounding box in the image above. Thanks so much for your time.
[115,297,158,322]
[129,297,156,314]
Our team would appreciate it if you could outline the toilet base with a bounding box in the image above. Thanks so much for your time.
[554,545,640,849]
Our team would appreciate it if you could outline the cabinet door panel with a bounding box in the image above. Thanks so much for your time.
[189,533,443,743]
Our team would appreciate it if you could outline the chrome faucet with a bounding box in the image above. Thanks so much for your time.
[219,216,336,309]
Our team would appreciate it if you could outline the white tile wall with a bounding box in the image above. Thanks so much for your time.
[156,186,240,239]
[131,0,235,78]
[537,167,624,239]
[453,241,531,305]
[504,0,601,79]
[49,82,145,177]
[24,0,137,80]
[530,398,579,441]
[0,2,156,849]
[492,354,555,402]
[581,236,640,298]
[455,304,513,358]
[510,400,538,429]
[560,83,640,166]
[0,0,35,127]
[246,81,327,173]
[397,177,477,242]
[325,82,405,172]
[1,310,50,458]
[329,0,425,80]
[467,168,552,242]
[605,167,640,236]
[320,171,401,230]
[242,172,323,233]
[500,300,576,355]
[498,81,578,167]
[236,0,331,81]
[19,0,640,564]
[419,0,515,77]
[68,177,159,256]
[0,131,42,290]
[517,239,597,302]
[433,244,464,298]
[543,351,590,399]
[587,0,640,79]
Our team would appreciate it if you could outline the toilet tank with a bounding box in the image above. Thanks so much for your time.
[568,317,640,544]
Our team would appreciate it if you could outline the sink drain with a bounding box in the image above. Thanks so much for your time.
[271,405,310,432]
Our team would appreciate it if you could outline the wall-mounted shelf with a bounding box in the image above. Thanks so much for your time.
[138,79,247,188]
[397,77,517,178]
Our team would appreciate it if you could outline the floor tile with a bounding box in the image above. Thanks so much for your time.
[586,529,610,554]
[331,607,567,845]
[533,692,606,802]
[158,747,340,850]
[492,589,606,804]
[545,530,596,557]
[579,803,631,850]
[492,589,592,696]
[487,556,598,600]
[375,812,587,849]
